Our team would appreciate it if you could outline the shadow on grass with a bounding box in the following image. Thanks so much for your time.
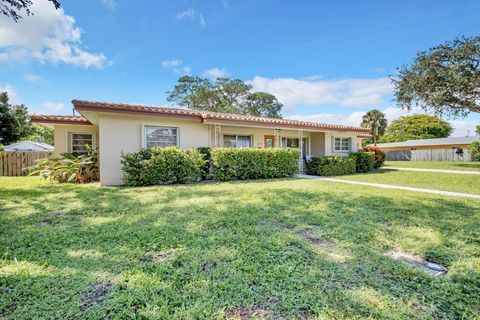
[1,178,479,318]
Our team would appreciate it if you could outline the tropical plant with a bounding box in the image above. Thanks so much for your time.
[393,35,480,117]
[360,109,387,145]
[362,146,386,168]
[381,114,453,143]
[29,145,98,183]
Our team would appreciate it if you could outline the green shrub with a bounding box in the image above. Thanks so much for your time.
[350,151,375,173]
[197,147,212,180]
[305,156,356,176]
[121,147,205,186]
[211,148,300,181]
[362,146,386,168]
[468,140,480,160]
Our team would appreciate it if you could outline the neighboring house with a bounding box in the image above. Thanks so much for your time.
[31,100,370,185]
[376,135,480,161]
[4,141,54,152]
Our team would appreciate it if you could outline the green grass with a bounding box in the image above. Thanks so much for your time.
[1,177,480,319]
[385,161,480,171]
[337,169,480,195]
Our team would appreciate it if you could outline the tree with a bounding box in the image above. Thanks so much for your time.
[381,114,453,143]
[24,124,54,145]
[360,109,387,145]
[476,124,480,135]
[468,141,480,160]
[393,36,480,117]
[167,76,283,118]
[0,92,31,145]
[1,0,60,22]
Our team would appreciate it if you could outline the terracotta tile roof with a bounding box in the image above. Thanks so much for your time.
[72,99,371,133]
[30,114,92,125]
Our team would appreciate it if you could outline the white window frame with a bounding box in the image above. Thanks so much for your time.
[222,134,252,148]
[68,132,95,154]
[333,137,351,153]
[142,125,179,149]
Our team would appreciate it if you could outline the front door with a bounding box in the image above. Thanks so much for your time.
[264,135,275,148]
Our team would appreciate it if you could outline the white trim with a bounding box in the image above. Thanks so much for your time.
[68,132,95,153]
[142,125,179,149]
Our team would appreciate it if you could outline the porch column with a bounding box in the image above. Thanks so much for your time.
[298,130,304,172]
[215,125,221,147]
[274,128,280,148]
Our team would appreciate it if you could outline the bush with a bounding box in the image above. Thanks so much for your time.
[362,146,386,168]
[197,147,212,180]
[211,148,300,181]
[305,156,356,176]
[121,147,205,186]
[29,145,99,183]
[350,151,375,173]
[468,140,480,160]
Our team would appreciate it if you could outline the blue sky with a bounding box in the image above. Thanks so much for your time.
[1,0,479,136]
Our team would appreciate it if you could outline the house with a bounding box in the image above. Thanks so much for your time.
[4,141,54,152]
[31,100,370,185]
[376,135,479,161]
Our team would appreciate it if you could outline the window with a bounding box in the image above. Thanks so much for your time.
[281,137,299,148]
[333,137,351,152]
[144,126,178,149]
[223,135,251,148]
[70,133,93,154]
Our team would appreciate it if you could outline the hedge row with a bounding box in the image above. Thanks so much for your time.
[121,147,300,186]
[211,147,300,181]
[305,156,356,176]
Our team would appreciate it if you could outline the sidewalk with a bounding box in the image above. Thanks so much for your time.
[296,174,480,199]
[381,167,480,175]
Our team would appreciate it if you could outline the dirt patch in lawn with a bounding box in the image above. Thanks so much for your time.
[80,282,111,311]
[387,250,447,276]
[38,218,53,227]
[145,252,173,263]
[224,304,273,319]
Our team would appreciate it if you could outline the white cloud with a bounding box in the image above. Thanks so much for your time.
[0,84,20,104]
[450,119,479,137]
[248,76,393,112]
[162,59,191,75]
[203,67,229,79]
[101,0,116,10]
[176,8,206,27]
[24,74,42,82]
[0,0,107,68]
[42,101,65,112]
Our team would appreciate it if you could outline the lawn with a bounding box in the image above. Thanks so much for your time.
[384,161,480,171]
[1,177,480,319]
[337,169,480,195]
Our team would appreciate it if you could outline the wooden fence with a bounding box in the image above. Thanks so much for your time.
[385,148,475,162]
[0,151,52,176]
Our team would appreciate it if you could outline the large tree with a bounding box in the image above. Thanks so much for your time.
[24,124,54,145]
[393,36,480,117]
[167,76,283,118]
[1,0,60,22]
[0,92,32,145]
[381,114,453,143]
[360,109,388,145]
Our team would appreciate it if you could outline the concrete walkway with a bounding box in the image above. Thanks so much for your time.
[381,167,480,175]
[296,174,480,199]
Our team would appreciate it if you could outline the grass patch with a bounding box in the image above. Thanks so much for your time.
[385,161,480,171]
[337,169,480,195]
[1,177,480,319]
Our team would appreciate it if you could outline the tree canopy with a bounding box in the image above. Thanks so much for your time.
[381,114,453,143]
[0,92,31,145]
[167,76,283,118]
[393,36,480,118]
[0,0,60,22]
[360,109,388,145]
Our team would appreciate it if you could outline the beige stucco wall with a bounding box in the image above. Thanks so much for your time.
[311,132,326,156]
[324,131,359,156]
[52,124,99,157]
[98,113,210,185]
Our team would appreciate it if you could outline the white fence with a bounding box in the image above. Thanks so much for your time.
[385,148,475,162]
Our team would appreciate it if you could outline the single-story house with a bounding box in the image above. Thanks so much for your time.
[31,100,370,185]
[376,135,479,161]
[4,141,54,152]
